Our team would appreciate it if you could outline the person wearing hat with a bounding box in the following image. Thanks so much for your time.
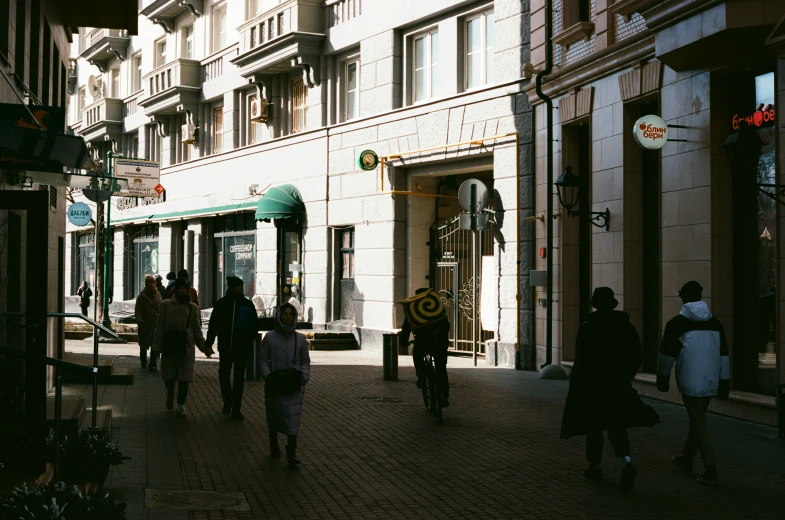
[399,288,452,407]
[658,280,729,486]
[154,274,166,297]
[135,274,162,371]
[560,287,659,493]
[152,278,212,418]
[206,276,260,420]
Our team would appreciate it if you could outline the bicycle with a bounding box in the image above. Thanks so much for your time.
[421,351,444,424]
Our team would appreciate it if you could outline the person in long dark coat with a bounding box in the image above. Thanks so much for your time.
[560,287,659,493]
[135,275,162,371]
[77,281,92,316]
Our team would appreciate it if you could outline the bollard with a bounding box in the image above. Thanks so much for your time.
[382,333,398,381]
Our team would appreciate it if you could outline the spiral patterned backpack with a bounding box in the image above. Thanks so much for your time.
[400,289,447,331]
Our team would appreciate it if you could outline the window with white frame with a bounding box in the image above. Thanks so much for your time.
[156,39,167,67]
[292,78,307,133]
[465,10,494,89]
[183,24,194,59]
[412,29,439,103]
[345,60,359,120]
[213,105,224,153]
[132,53,142,92]
[110,68,121,98]
[212,3,227,52]
[77,87,86,116]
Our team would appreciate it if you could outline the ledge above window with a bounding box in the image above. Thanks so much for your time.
[552,22,595,48]
[609,0,649,23]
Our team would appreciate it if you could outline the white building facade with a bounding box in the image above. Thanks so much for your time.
[65,0,536,362]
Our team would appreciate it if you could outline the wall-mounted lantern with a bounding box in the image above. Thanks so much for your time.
[554,165,610,231]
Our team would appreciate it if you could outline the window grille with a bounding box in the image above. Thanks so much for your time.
[292,79,307,133]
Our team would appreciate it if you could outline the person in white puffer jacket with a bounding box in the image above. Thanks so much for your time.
[657,280,729,486]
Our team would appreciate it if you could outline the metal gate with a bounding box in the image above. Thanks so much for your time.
[432,215,495,355]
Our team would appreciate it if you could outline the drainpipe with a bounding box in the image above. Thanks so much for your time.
[534,0,567,379]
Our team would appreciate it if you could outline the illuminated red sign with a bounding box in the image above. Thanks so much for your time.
[732,104,775,130]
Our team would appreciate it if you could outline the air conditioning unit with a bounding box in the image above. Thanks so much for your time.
[181,123,197,145]
[250,97,271,122]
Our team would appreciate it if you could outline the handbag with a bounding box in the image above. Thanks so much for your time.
[162,305,193,359]
[265,339,302,395]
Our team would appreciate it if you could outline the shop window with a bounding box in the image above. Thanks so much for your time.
[277,220,302,305]
[212,213,256,306]
[132,225,159,297]
[76,233,96,292]
[292,78,307,133]
[465,11,493,90]
[412,29,438,103]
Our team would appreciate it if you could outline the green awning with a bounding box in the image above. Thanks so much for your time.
[255,184,305,222]
[111,201,257,225]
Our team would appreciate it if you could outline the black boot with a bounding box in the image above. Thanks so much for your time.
[286,435,300,467]
[269,431,281,459]
[140,348,148,369]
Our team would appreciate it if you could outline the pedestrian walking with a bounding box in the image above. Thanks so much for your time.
[154,274,165,296]
[152,278,214,418]
[77,281,92,316]
[135,275,162,372]
[658,280,729,486]
[259,303,311,467]
[561,287,660,493]
[163,271,176,299]
[206,276,260,420]
[173,269,200,307]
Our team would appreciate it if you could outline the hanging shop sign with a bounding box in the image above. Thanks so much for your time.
[632,114,669,150]
[67,202,92,226]
[114,158,161,197]
[732,104,776,130]
[0,104,68,173]
[358,149,379,170]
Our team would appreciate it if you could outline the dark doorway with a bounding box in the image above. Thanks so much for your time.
[339,228,355,320]
[641,100,661,373]
[576,124,592,325]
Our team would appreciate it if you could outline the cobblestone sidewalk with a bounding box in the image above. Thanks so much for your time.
[67,343,785,519]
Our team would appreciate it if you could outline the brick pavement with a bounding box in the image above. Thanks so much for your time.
[64,342,785,519]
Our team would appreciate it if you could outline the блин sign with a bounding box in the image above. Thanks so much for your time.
[67,202,92,227]
[732,104,775,130]
[632,115,669,150]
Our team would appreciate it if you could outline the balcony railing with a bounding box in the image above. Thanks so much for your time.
[143,58,201,98]
[82,97,123,128]
[239,0,323,56]
[88,28,124,46]
[123,90,144,117]
[326,0,361,28]
[79,28,130,73]
[202,44,238,82]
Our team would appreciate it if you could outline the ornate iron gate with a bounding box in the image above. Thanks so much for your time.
[431,215,495,354]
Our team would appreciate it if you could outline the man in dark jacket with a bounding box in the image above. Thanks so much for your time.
[561,287,659,493]
[77,281,92,316]
[658,280,729,486]
[206,276,259,420]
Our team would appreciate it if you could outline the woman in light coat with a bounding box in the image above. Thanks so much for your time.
[135,275,162,372]
[260,303,311,467]
[152,278,214,418]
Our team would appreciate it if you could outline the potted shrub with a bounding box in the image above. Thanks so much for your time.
[0,480,127,519]
[46,431,130,488]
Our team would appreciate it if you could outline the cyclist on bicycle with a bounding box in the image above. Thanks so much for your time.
[399,288,451,407]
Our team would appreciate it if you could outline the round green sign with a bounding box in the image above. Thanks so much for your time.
[358,149,379,171]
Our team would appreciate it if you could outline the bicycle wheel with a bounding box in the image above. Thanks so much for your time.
[421,378,432,412]
[429,377,441,422]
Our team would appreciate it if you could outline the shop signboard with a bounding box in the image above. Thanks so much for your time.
[67,202,92,226]
[0,104,67,173]
[632,114,669,150]
[114,158,161,197]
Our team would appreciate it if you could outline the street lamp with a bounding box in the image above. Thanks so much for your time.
[554,165,610,231]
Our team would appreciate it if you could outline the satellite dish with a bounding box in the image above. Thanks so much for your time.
[87,75,102,98]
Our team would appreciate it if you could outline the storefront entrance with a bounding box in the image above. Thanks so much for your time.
[211,212,257,307]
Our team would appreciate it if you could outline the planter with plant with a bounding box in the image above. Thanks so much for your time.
[46,431,130,487]
[0,480,126,520]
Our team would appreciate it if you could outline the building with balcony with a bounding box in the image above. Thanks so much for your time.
[64,0,535,366]
[525,0,785,424]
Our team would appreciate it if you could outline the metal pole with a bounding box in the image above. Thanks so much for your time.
[54,370,61,483]
[92,204,99,430]
[471,185,477,367]
[101,151,113,330]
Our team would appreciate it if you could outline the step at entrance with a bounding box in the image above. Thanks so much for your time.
[60,355,135,385]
